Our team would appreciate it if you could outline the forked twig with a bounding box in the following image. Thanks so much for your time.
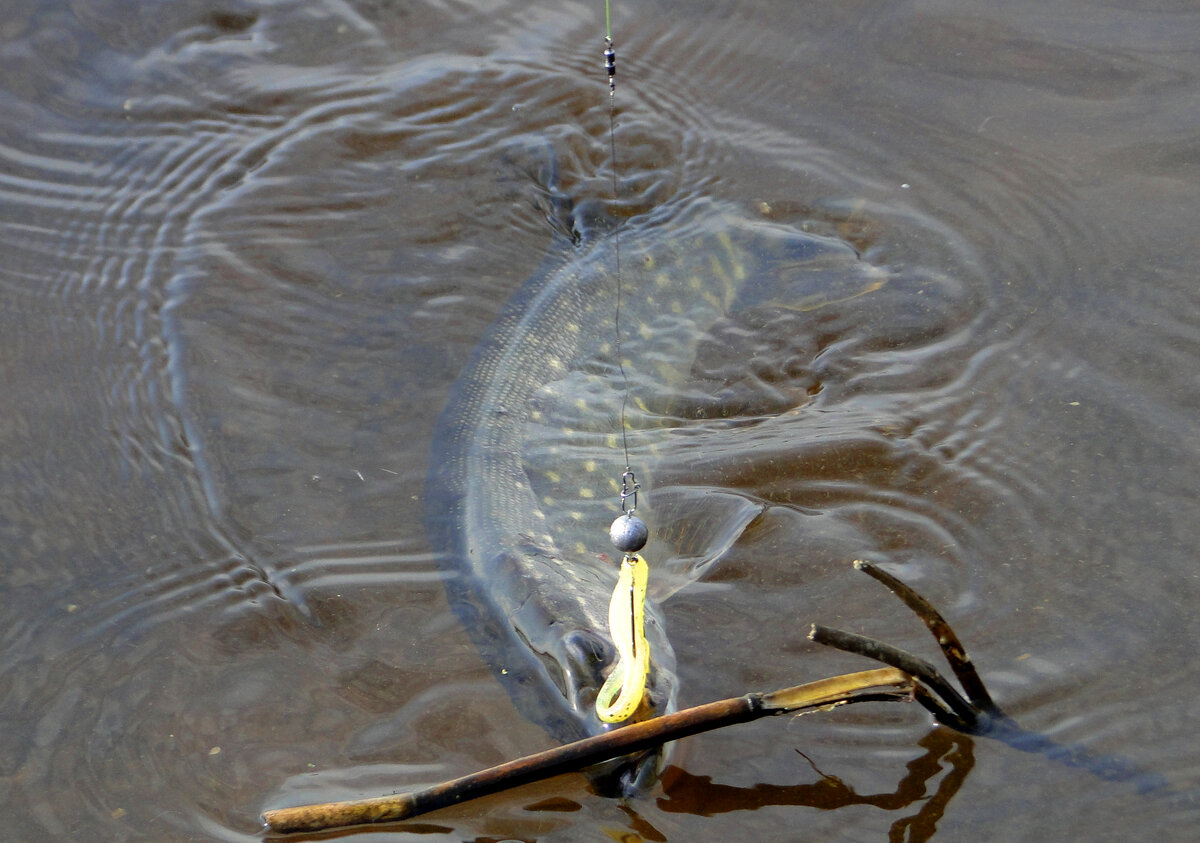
[809,624,980,731]
[853,560,1002,718]
[807,560,1011,734]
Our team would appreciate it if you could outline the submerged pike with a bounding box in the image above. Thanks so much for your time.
[426,195,885,796]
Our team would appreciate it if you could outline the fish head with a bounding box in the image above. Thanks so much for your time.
[501,541,677,795]
[551,617,679,797]
[453,538,679,797]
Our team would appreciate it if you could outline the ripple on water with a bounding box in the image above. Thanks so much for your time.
[3,0,1188,839]
[0,3,489,839]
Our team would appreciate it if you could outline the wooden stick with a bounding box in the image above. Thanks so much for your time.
[809,624,980,731]
[262,668,913,834]
[853,560,1002,717]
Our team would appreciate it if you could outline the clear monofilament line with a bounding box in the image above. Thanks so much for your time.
[602,4,641,525]
[599,3,649,724]
[604,32,630,480]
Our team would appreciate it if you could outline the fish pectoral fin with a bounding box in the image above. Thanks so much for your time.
[644,487,766,601]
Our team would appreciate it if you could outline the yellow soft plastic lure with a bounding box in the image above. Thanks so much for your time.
[596,553,650,723]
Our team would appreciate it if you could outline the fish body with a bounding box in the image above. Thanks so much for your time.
[426,196,883,795]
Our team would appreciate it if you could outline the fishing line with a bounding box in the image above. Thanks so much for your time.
[597,0,652,725]
[604,13,633,485]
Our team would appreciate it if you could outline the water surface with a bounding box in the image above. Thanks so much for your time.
[3,1,1200,840]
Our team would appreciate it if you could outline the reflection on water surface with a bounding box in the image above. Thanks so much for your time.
[3,0,1200,839]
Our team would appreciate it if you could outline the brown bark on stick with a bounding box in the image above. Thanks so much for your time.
[809,624,980,731]
[853,560,1001,717]
[263,667,913,835]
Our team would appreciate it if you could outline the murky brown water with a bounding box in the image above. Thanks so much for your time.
[4,1,1200,840]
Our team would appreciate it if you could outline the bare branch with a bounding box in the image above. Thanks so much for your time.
[263,668,913,834]
[809,624,980,731]
[854,560,1002,717]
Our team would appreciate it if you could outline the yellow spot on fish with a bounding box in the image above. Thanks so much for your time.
[637,323,652,340]
[710,254,727,281]
[670,300,683,314]
[530,410,544,422]
[633,396,649,412]
[717,229,735,256]
[606,433,618,449]
[576,542,588,555]
[570,510,584,520]
[656,272,670,288]
[546,470,561,483]
[716,230,746,280]
[689,276,703,291]
[575,398,587,410]
[542,496,556,506]
[579,488,596,499]
[584,459,597,472]
[608,477,621,493]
